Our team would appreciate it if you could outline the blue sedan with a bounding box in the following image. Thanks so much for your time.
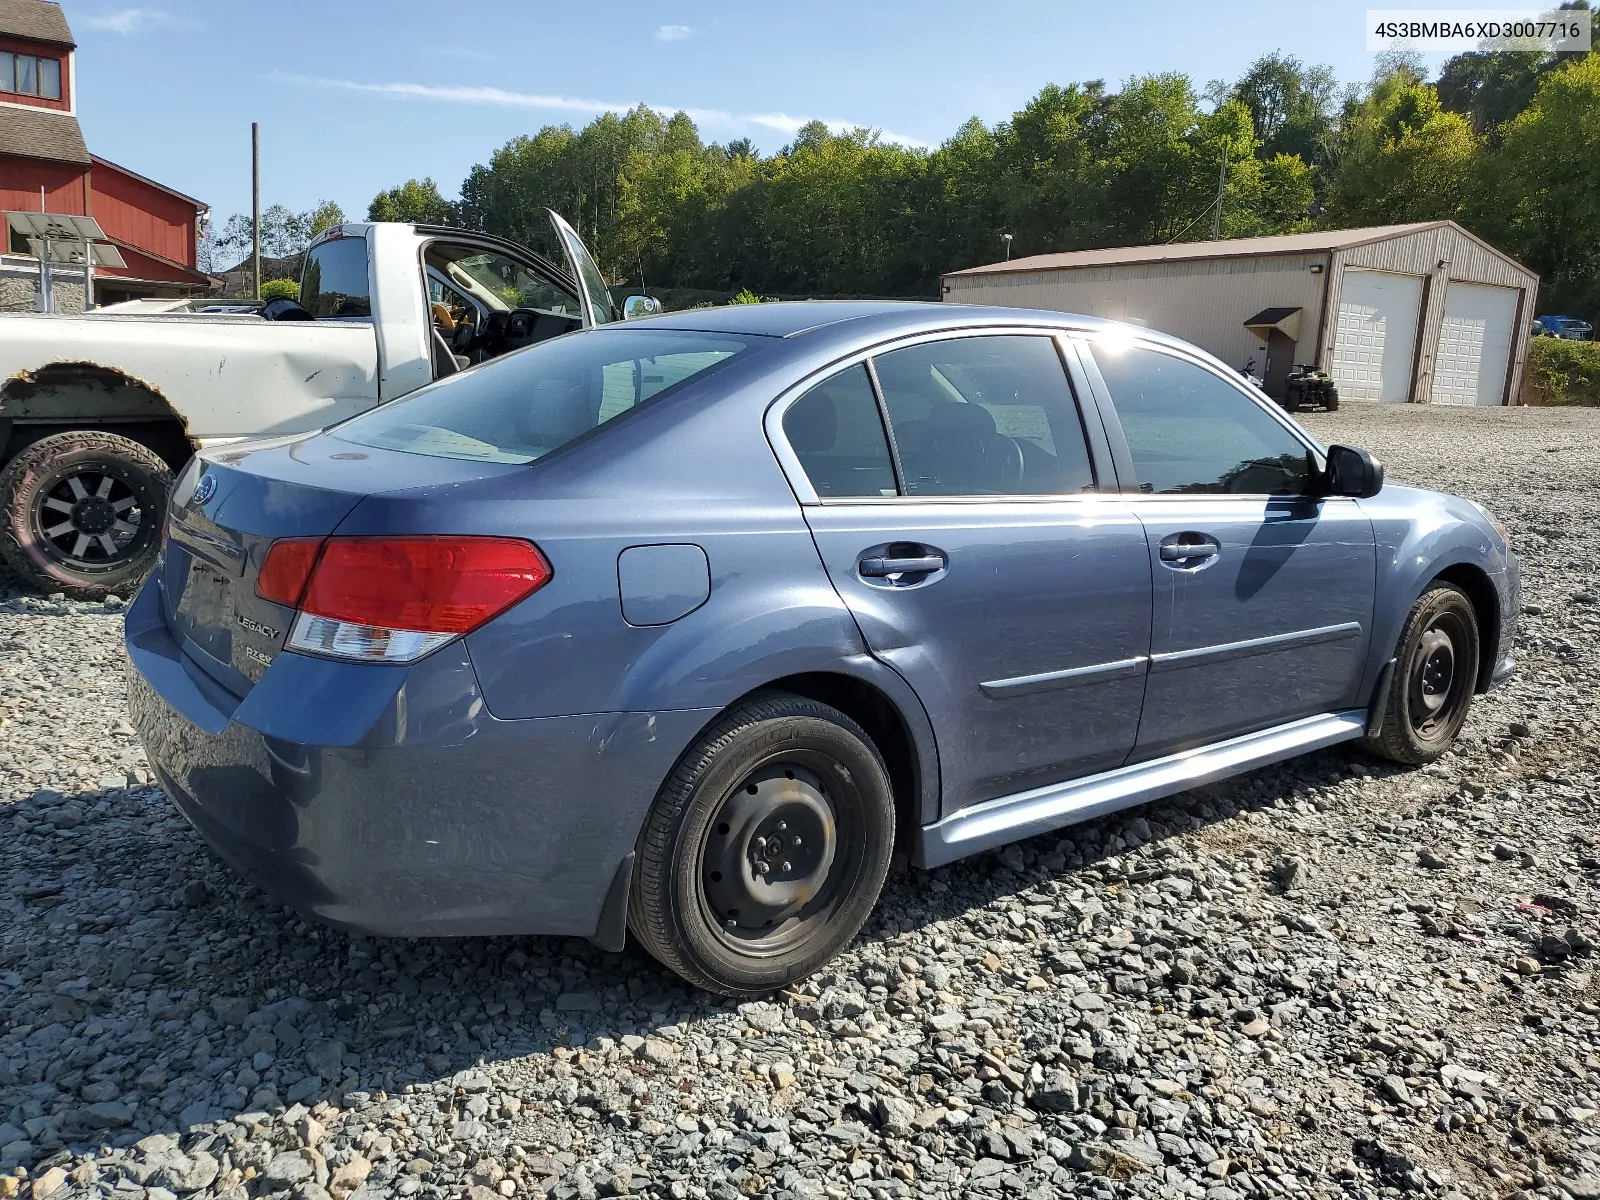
[125,302,1519,995]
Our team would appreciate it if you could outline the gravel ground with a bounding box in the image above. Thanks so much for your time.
[2,402,1598,1200]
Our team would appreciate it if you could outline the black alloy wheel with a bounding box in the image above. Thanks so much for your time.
[0,430,172,600]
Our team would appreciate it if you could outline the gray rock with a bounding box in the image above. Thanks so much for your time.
[304,1039,345,1080]
[263,1150,316,1189]
[80,1101,134,1129]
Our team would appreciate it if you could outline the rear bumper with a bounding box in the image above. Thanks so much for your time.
[124,575,713,938]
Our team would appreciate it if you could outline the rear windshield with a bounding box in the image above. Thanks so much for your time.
[332,330,751,464]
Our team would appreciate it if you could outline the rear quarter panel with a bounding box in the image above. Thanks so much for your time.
[328,350,942,820]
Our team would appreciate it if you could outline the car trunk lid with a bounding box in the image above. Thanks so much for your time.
[160,434,520,698]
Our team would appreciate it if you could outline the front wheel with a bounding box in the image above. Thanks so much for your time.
[628,693,896,996]
[0,430,173,600]
[1363,583,1480,764]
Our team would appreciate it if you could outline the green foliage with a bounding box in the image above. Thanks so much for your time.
[367,178,455,225]
[201,200,346,271]
[728,288,769,304]
[1437,2,1598,137]
[1472,51,1600,321]
[393,50,1588,326]
[259,278,299,302]
[1229,52,1339,167]
[1524,336,1600,405]
[1323,68,1478,224]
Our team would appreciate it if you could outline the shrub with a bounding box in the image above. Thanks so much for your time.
[1523,336,1600,406]
[260,278,300,303]
[728,288,771,305]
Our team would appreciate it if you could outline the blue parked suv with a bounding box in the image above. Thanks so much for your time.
[125,302,1519,995]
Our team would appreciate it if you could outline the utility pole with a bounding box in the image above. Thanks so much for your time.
[251,122,261,300]
[1211,141,1227,241]
[1002,232,1014,261]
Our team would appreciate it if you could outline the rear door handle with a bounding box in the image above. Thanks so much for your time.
[1159,535,1220,563]
[860,554,946,577]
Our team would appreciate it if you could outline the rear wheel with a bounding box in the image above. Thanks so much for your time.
[629,693,895,996]
[1364,583,1480,764]
[0,430,172,600]
[1323,384,1340,411]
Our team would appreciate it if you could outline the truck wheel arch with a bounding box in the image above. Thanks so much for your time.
[1,362,197,471]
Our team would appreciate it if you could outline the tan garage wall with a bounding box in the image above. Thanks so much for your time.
[943,253,1331,376]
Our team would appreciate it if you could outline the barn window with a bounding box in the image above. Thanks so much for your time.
[0,52,64,99]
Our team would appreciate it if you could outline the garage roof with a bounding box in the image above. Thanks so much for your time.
[945,221,1523,278]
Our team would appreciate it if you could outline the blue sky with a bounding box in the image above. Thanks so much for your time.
[65,0,1455,224]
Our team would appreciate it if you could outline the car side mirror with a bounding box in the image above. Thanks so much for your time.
[1322,444,1384,498]
[623,295,663,320]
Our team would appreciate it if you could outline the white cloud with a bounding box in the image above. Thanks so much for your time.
[655,24,692,42]
[272,73,931,149]
[81,8,194,34]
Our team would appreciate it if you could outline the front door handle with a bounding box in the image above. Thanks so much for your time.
[860,554,946,577]
[1159,535,1220,564]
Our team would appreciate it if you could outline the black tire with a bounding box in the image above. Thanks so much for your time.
[628,693,896,997]
[1363,583,1480,764]
[1324,385,1340,411]
[0,430,172,600]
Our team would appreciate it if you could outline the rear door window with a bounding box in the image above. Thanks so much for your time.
[871,336,1097,496]
[783,365,897,498]
[301,236,372,318]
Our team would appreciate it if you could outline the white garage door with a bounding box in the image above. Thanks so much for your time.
[1432,282,1519,406]
[1331,268,1424,403]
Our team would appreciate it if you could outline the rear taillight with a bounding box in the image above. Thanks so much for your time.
[259,536,550,664]
[256,538,324,608]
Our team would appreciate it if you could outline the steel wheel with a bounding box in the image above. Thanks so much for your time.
[1364,582,1480,765]
[699,758,850,954]
[629,693,896,996]
[1407,618,1465,737]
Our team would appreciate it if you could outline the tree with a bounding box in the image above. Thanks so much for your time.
[1437,2,1597,137]
[1473,50,1600,318]
[200,200,346,272]
[368,178,455,225]
[1230,52,1339,167]
[1324,68,1479,225]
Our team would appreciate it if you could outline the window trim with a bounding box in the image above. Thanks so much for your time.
[764,325,1113,506]
[1071,332,1328,501]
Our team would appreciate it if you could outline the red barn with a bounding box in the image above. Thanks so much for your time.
[0,0,211,308]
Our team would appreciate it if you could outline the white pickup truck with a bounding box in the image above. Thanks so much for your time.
[0,211,649,598]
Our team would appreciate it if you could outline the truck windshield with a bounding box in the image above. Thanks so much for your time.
[331,329,752,464]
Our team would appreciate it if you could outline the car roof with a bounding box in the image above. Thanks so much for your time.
[632,299,1136,343]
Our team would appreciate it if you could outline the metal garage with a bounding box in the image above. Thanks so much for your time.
[941,221,1540,406]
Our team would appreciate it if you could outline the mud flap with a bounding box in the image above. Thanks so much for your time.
[591,851,634,953]
[1365,657,1398,739]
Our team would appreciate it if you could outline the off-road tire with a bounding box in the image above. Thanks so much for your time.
[1363,583,1480,765]
[1324,386,1340,412]
[0,430,172,600]
[628,693,895,997]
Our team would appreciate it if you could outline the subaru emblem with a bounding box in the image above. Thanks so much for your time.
[192,472,218,506]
